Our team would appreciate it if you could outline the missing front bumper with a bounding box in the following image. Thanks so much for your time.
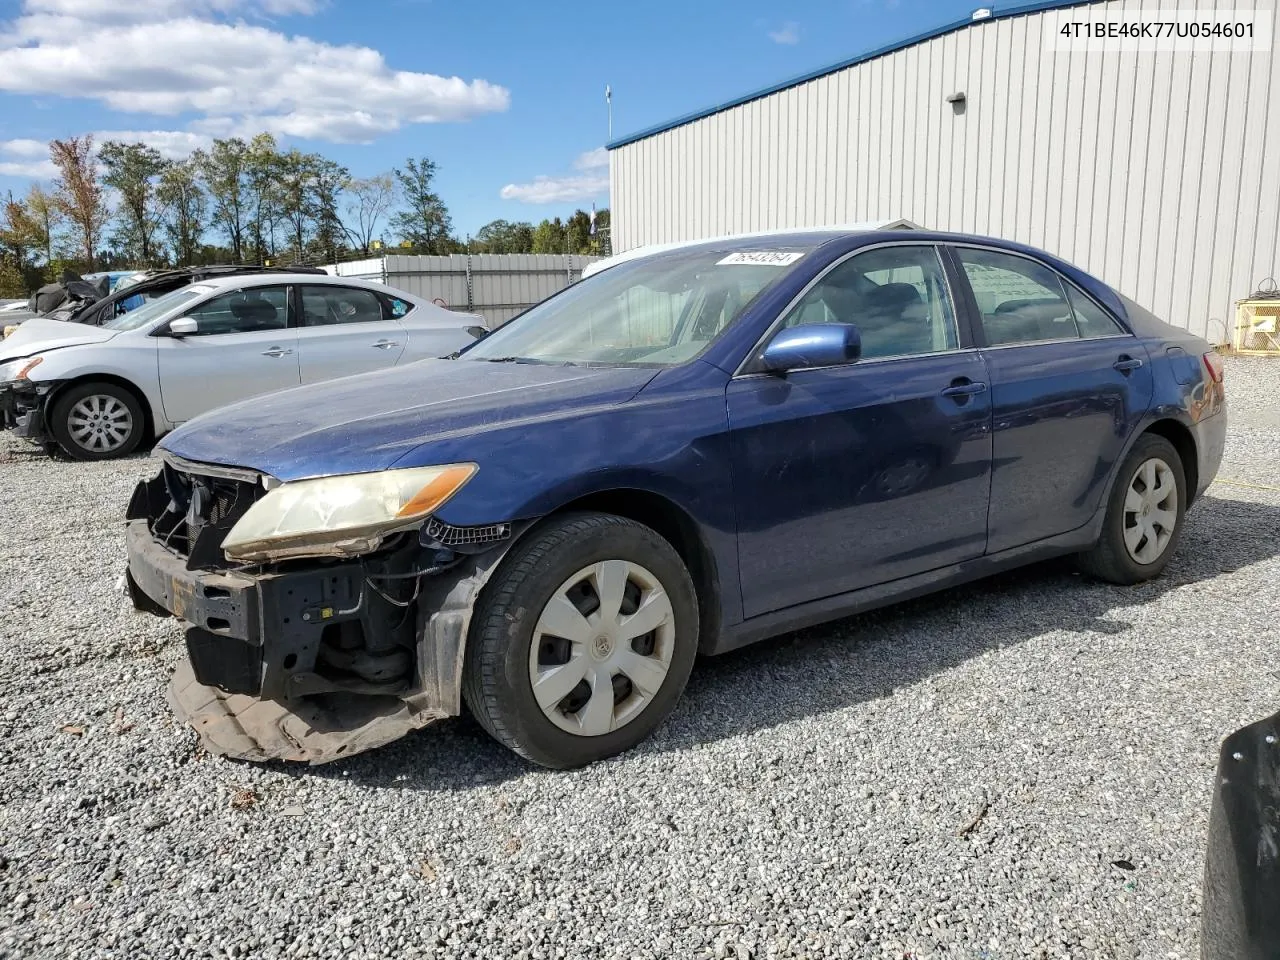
[126,513,511,764]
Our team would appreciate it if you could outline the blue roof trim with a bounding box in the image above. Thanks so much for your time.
[606,0,1097,150]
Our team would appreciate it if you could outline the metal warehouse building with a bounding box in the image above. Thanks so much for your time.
[606,0,1280,341]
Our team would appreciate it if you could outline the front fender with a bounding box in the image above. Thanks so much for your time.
[28,343,168,433]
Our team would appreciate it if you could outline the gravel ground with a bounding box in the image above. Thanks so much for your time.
[1,358,1277,960]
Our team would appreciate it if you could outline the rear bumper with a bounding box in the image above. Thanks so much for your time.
[1193,406,1227,501]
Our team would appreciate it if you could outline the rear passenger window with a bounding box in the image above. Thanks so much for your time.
[956,249,1076,346]
[299,286,385,326]
[1065,285,1124,337]
[381,295,412,319]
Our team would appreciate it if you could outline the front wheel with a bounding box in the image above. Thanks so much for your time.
[1077,434,1186,584]
[48,381,147,461]
[462,512,699,768]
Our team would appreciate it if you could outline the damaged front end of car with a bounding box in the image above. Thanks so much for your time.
[124,453,521,763]
[0,371,58,452]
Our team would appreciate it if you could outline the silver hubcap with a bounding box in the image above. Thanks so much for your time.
[1123,457,1178,564]
[528,560,675,737]
[68,394,133,452]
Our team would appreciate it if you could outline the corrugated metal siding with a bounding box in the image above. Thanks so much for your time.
[609,0,1279,339]
[378,254,599,327]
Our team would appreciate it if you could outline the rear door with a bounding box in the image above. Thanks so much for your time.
[294,284,406,384]
[156,285,299,423]
[949,245,1154,553]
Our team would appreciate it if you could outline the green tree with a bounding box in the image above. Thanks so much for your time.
[274,148,313,259]
[158,159,207,266]
[473,219,535,254]
[99,141,169,265]
[390,157,454,254]
[196,138,249,262]
[0,190,40,270]
[50,135,107,270]
[565,209,592,255]
[245,133,282,263]
[310,156,349,264]
[531,217,567,254]
[0,258,25,298]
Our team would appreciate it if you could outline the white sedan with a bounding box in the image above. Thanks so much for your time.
[0,273,487,460]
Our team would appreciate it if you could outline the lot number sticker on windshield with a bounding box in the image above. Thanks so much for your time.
[716,251,805,266]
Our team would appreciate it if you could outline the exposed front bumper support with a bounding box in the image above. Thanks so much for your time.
[126,516,511,763]
[0,381,55,449]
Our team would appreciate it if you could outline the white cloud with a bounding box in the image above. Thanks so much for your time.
[500,174,609,205]
[0,137,48,158]
[0,159,57,177]
[574,146,608,171]
[768,21,800,44]
[0,1,509,144]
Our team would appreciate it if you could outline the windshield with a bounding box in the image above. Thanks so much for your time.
[103,288,203,331]
[462,246,815,367]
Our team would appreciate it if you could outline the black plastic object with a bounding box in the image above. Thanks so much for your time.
[1201,709,1280,960]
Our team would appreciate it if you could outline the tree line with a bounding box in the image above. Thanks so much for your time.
[0,133,610,297]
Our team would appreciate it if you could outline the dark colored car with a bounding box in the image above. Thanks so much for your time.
[122,229,1227,767]
[1202,710,1280,960]
[7,264,327,332]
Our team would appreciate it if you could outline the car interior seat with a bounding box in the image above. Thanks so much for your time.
[229,294,279,331]
[857,282,932,357]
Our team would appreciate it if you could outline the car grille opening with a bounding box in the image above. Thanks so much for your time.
[128,460,265,569]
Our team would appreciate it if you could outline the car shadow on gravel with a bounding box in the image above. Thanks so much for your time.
[295,492,1280,791]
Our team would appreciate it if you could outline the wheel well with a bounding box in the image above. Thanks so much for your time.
[47,374,156,444]
[1143,419,1198,502]
[549,490,722,653]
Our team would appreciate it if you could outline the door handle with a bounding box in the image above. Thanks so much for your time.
[371,340,400,350]
[1113,355,1144,373]
[941,379,988,399]
[262,347,293,358]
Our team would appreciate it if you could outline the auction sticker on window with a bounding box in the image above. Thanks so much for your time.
[716,251,806,266]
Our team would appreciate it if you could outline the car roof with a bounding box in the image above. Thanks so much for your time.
[193,273,392,291]
[581,220,922,277]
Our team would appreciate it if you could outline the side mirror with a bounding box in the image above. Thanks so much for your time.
[759,323,861,373]
[168,317,198,337]
[465,325,488,341]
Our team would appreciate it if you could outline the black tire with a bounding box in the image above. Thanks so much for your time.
[1077,433,1187,585]
[462,512,699,768]
[49,381,147,461]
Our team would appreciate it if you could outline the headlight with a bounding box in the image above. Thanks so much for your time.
[0,356,42,382]
[221,463,477,562]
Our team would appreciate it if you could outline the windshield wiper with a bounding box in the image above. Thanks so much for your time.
[480,356,528,363]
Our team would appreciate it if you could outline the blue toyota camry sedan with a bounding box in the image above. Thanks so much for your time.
[123,229,1227,767]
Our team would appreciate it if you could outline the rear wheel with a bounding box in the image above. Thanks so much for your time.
[49,381,147,461]
[462,512,698,768]
[1077,434,1186,584]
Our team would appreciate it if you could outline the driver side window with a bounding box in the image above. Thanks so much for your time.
[782,245,958,360]
[180,287,289,336]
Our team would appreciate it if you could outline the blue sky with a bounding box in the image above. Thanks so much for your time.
[0,0,987,238]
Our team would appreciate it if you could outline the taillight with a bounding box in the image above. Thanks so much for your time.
[1202,351,1224,383]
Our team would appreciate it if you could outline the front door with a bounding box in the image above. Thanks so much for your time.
[950,246,1154,552]
[294,284,406,384]
[728,244,994,619]
[157,285,299,423]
